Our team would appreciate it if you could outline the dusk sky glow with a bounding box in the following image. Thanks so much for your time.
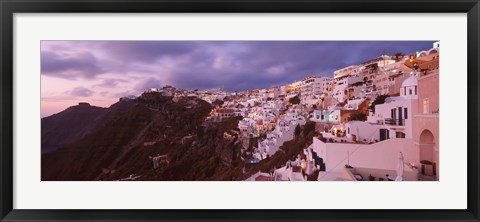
[41,41,434,117]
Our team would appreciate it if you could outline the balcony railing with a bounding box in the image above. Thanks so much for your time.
[384,118,405,126]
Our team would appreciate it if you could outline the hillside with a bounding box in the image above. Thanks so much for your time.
[41,93,244,181]
[41,100,134,153]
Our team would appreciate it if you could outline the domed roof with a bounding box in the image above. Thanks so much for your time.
[401,76,418,87]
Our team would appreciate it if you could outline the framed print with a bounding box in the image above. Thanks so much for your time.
[1,0,479,221]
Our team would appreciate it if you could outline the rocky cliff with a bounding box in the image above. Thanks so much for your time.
[41,93,244,181]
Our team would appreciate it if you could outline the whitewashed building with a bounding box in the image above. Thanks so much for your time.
[253,114,306,160]
[368,75,419,140]
[334,65,360,80]
[332,76,363,102]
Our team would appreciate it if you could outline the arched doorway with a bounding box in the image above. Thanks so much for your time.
[419,129,436,177]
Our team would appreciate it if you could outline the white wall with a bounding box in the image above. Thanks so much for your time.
[345,121,381,142]
[372,98,418,139]
[312,138,417,181]
[311,109,323,122]
[349,85,365,99]
[328,110,341,123]
[332,83,347,102]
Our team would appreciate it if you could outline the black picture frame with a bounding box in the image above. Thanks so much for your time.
[1,0,479,221]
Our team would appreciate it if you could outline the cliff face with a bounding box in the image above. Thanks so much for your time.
[41,93,244,181]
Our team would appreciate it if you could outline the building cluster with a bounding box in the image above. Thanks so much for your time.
[244,42,439,181]
[141,42,440,182]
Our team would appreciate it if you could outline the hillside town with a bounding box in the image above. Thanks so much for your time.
[41,41,440,181]
[140,41,439,182]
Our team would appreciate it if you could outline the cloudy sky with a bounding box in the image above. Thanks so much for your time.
[41,41,434,117]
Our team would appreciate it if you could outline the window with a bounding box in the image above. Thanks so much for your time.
[396,132,406,138]
[404,107,408,119]
[423,98,429,113]
[391,108,396,119]
[415,86,417,95]
[347,128,350,134]
[409,89,412,95]
[380,129,390,141]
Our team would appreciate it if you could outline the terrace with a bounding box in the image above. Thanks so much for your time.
[384,118,405,126]
[320,132,376,144]
[342,164,418,181]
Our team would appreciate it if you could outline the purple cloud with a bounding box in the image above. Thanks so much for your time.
[100,41,196,62]
[69,87,94,97]
[94,79,126,88]
[235,41,433,90]
[42,41,436,93]
[41,51,105,79]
